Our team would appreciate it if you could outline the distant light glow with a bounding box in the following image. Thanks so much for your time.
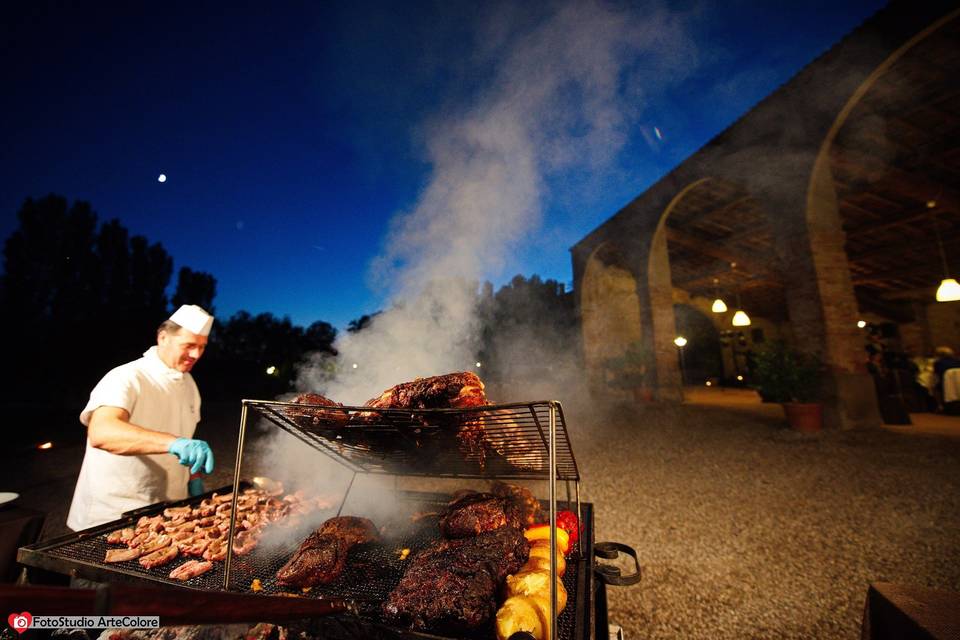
[857,320,867,329]
[705,381,712,387]
[475,361,482,368]
[673,336,687,347]
[352,363,358,369]
[732,310,751,326]
[38,441,53,450]
[654,126,663,140]
[266,365,277,375]
[736,375,744,381]
[927,200,937,209]
[158,174,167,183]
[711,298,728,313]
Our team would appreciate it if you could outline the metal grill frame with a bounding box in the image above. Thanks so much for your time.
[226,399,582,640]
[17,492,596,640]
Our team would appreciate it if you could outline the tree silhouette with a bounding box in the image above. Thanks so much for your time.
[172,267,217,315]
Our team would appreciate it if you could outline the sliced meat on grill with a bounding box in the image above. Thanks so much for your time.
[384,527,529,633]
[169,560,214,581]
[139,534,173,555]
[139,543,179,569]
[275,516,379,587]
[439,492,509,538]
[105,547,142,563]
[106,527,135,545]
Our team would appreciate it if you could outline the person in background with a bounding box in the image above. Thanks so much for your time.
[933,346,960,413]
[67,305,216,531]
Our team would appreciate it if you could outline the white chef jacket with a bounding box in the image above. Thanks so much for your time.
[67,346,201,531]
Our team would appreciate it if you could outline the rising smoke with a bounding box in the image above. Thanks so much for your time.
[251,1,704,533]
[299,1,701,407]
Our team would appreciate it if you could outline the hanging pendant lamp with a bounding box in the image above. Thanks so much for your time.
[731,288,751,327]
[711,278,727,313]
[932,202,960,302]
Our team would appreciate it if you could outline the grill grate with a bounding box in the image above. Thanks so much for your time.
[245,400,580,481]
[28,494,591,640]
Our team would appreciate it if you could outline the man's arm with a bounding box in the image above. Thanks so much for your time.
[87,406,178,455]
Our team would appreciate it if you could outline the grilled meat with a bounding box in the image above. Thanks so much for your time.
[169,560,213,581]
[363,371,487,411]
[275,516,379,587]
[284,392,348,426]
[491,481,543,527]
[139,543,179,569]
[102,483,326,567]
[439,492,509,538]
[105,547,142,563]
[384,527,529,632]
[276,533,347,587]
[317,515,381,545]
[106,527,135,544]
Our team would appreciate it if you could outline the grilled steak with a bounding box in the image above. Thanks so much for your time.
[284,392,348,426]
[317,515,381,545]
[275,516,379,587]
[491,481,543,527]
[384,527,529,632]
[363,372,487,410]
[439,492,509,538]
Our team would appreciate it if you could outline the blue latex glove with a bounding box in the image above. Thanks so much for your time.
[188,477,205,497]
[168,437,214,474]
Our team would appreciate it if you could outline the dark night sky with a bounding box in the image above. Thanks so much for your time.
[1,0,887,331]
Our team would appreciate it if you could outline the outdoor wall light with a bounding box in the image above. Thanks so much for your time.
[673,336,688,347]
[857,320,867,328]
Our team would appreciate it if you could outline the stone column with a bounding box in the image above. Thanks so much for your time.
[643,226,683,401]
[769,159,881,428]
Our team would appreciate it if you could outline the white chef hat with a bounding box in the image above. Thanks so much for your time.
[169,304,214,336]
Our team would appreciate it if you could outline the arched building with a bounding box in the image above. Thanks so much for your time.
[571,1,960,429]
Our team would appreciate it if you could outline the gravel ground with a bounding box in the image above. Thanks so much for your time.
[570,402,960,639]
[4,400,960,639]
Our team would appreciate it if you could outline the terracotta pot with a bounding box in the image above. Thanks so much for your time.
[782,402,822,433]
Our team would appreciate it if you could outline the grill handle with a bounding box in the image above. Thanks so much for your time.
[0,584,364,625]
[594,541,641,587]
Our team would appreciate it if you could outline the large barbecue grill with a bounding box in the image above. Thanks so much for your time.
[18,400,639,640]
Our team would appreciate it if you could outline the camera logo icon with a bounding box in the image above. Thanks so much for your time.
[7,612,32,635]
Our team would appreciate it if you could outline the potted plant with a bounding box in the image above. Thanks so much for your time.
[751,341,823,433]
[603,341,655,403]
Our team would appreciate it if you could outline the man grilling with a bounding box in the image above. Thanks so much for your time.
[67,305,216,531]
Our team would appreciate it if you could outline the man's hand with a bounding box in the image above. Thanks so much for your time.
[168,438,214,474]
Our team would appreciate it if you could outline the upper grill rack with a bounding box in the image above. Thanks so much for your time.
[243,399,579,481]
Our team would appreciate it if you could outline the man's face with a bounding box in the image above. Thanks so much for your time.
[157,328,208,372]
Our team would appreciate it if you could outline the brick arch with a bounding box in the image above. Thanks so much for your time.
[804,8,960,374]
[580,241,643,397]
